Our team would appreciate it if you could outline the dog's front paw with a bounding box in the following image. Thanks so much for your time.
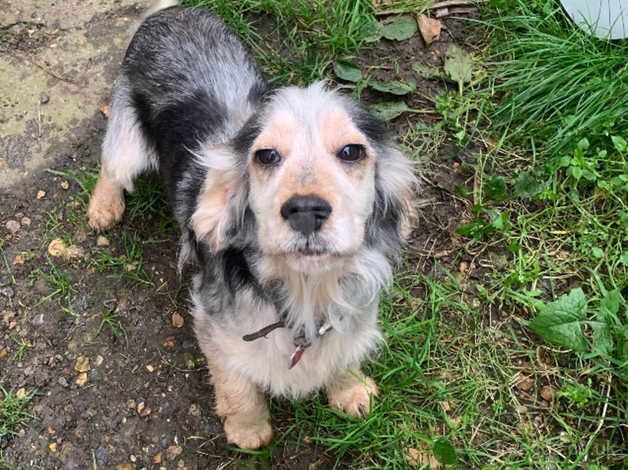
[223,416,273,449]
[87,189,125,231]
[328,375,378,418]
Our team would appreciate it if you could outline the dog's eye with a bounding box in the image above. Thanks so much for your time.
[254,148,281,166]
[337,144,366,163]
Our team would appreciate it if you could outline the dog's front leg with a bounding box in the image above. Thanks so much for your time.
[326,369,379,418]
[209,363,273,449]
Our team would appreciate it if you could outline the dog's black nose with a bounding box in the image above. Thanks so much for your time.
[280,195,332,235]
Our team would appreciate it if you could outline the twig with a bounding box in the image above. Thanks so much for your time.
[8,51,80,86]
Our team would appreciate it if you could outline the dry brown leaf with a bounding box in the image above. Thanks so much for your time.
[171,312,185,328]
[540,385,554,401]
[417,14,442,45]
[74,356,90,373]
[99,102,110,118]
[405,447,441,468]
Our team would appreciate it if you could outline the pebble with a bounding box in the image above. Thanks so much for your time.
[58,377,69,387]
[0,275,11,287]
[171,313,184,328]
[60,180,70,190]
[5,220,20,233]
[75,372,88,387]
[94,355,104,367]
[188,404,201,416]
[166,445,182,461]
[540,385,554,401]
[1,287,15,298]
[74,356,90,373]
[96,235,110,247]
[16,387,27,399]
[40,92,50,104]
[31,313,45,326]
[36,190,46,199]
[20,216,31,227]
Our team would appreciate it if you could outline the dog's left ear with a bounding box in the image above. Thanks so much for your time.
[190,145,248,253]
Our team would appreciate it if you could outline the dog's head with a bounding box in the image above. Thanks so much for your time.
[191,82,416,274]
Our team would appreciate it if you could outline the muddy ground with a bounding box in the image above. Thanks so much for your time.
[0,3,476,469]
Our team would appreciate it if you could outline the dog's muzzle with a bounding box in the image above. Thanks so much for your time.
[280,194,332,236]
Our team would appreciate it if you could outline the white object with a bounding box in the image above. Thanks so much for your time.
[560,0,628,39]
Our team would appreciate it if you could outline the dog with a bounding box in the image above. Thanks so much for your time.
[87,2,417,450]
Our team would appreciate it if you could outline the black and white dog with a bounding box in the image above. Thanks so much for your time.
[88,1,416,449]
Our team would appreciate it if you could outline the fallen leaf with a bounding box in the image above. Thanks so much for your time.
[153,452,162,464]
[49,442,57,453]
[116,465,132,470]
[333,60,363,83]
[369,101,411,121]
[368,79,416,96]
[171,312,185,328]
[13,254,25,265]
[441,400,451,412]
[47,239,84,260]
[443,44,473,92]
[417,14,441,45]
[405,447,440,468]
[162,336,176,348]
[381,15,417,41]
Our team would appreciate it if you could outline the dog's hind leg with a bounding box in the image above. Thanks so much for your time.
[209,362,273,449]
[326,369,379,418]
[88,80,156,231]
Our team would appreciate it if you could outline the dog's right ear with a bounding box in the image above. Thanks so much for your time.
[190,145,247,253]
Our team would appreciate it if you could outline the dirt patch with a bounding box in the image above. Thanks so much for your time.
[0,8,480,470]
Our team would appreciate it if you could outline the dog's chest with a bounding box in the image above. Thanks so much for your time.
[195,291,381,398]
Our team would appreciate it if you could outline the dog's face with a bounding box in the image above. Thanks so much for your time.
[246,88,377,272]
[192,83,416,274]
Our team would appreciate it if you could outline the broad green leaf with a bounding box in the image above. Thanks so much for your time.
[364,21,383,43]
[333,60,363,83]
[600,289,622,320]
[412,61,444,80]
[514,171,546,199]
[443,44,473,90]
[368,79,416,96]
[611,135,627,153]
[589,321,613,357]
[577,137,590,151]
[381,15,417,41]
[529,288,588,352]
[433,438,458,465]
[369,101,410,121]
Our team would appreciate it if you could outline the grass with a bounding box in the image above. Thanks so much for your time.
[177,0,627,467]
[0,387,33,448]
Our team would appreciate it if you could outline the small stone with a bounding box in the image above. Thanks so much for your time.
[458,261,469,273]
[60,180,70,190]
[49,442,57,453]
[57,377,69,387]
[40,92,50,104]
[20,216,31,227]
[75,372,88,387]
[162,336,176,349]
[36,190,46,199]
[137,401,151,416]
[0,275,10,287]
[188,403,200,416]
[303,435,312,444]
[96,235,110,247]
[16,387,27,399]
[94,355,104,367]
[74,356,90,373]
[13,254,25,266]
[130,455,137,462]
[5,220,20,233]
[48,238,67,257]
[166,445,182,461]
[116,465,132,470]
[127,399,136,409]
[417,13,441,45]
[31,313,44,326]
[517,377,534,392]
[1,286,15,298]
[171,313,184,328]
[146,364,154,373]
[540,385,554,402]
[0,348,8,359]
